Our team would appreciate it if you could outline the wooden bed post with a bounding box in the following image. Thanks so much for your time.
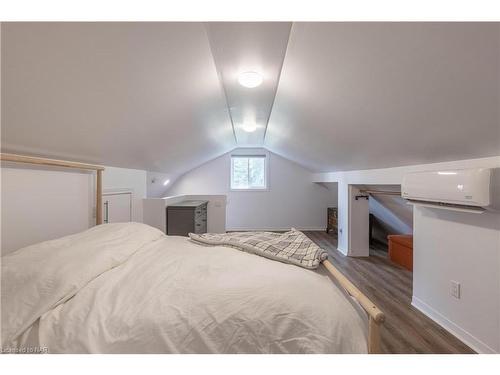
[1,153,105,226]
[368,316,382,354]
[322,259,385,354]
[96,169,103,225]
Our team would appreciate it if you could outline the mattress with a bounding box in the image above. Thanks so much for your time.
[1,223,367,353]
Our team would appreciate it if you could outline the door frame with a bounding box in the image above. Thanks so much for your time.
[102,189,133,223]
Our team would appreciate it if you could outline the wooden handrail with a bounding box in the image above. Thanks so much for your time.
[1,153,104,225]
[0,153,104,171]
[323,259,385,323]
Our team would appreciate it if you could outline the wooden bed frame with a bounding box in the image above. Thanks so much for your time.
[323,260,385,353]
[0,152,386,353]
[1,153,105,225]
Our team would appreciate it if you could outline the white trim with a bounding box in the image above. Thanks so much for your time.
[411,296,497,354]
[226,227,327,232]
[103,188,134,195]
[229,188,270,192]
[230,148,270,192]
[230,148,270,157]
[336,246,349,256]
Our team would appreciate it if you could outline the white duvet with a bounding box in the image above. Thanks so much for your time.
[1,223,367,353]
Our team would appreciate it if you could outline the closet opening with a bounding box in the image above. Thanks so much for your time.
[350,184,414,272]
[326,181,339,240]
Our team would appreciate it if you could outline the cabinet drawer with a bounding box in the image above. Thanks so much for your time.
[195,203,208,218]
[195,215,207,225]
[166,200,208,236]
[194,221,207,234]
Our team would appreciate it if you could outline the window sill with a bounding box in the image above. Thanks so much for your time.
[230,188,269,192]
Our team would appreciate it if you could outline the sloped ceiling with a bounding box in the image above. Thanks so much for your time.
[1,22,236,173]
[206,22,291,146]
[2,22,499,175]
[266,23,500,171]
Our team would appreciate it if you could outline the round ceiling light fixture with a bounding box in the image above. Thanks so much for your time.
[241,122,258,133]
[163,179,170,186]
[237,71,263,88]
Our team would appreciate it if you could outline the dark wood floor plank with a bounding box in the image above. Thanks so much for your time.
[304,231,475,354]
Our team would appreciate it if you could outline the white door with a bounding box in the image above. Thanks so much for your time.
[103,193,132,223]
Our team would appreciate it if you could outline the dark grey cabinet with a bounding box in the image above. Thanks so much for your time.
[166,200,208,236]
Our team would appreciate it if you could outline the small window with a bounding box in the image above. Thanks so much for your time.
[231,155,267,190]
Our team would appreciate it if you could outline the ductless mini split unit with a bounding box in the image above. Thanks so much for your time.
[402,168,500,213]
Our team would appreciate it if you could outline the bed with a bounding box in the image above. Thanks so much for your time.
[0,153,385,354]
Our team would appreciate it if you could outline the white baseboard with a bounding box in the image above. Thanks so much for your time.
[226,227,327,232]
[411,296,497,354]
[335,246,348,256]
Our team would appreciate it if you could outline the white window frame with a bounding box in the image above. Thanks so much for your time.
[230,151,269,192]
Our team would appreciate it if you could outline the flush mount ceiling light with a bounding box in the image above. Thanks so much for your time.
[237,71,263,88]
[163,179,170,186]
[241,122,258,133]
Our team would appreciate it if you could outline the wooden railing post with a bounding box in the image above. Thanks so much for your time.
[368,316,382,354]
[96,169,103,225]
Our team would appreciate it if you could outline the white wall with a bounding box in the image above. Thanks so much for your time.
[315,156,500,256]
[369,194,413,244]
[166,149,336,231]
[1,164,148,254]
[369,195,413,234]
[314,155,500,353]
[102,166,147,223]
[146,171,179,198]
[412,207,500,353]
[348,185,370,257]
[1,165,94,255]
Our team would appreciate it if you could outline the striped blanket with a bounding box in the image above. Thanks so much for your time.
[188,229,328,269]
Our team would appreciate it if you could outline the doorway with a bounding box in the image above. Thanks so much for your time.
[349,184,414,268]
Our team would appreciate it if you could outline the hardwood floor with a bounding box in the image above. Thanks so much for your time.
[304,231,475,354]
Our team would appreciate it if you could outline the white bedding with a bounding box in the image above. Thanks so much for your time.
[1,223,367,353]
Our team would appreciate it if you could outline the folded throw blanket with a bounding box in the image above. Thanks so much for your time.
[188,229,328,269]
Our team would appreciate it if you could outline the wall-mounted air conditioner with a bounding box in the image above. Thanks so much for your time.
[401,168,499,213]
